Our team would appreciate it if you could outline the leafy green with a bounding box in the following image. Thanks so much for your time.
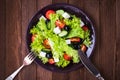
[49,14,59,31]
[56,10,64,15]
[30,11,92,68]
[64,15,85,39]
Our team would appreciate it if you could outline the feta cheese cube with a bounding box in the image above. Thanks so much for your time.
[53,27,61,34]
[65,39,71,44]
[39,51,46,57]
[62,12,70,19]
[53,57,59,62]
[80,20,85,27]
[39,15,47,21]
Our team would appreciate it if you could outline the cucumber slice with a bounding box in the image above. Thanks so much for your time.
[56,10,64,15]
[59,31,68,37]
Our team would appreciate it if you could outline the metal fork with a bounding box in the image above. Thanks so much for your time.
[5,52,36,80]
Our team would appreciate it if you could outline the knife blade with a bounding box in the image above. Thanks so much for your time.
[78,49,104,80]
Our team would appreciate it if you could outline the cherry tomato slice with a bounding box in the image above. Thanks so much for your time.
[43,39,51,49]
[31,34,37,42]
[55,20,65,29]
[70,38,81,42]
[45,10,55,19]
[63,53,72,61]
[48,58,55,64]
[81,44,87,52]
[82,26,89,31]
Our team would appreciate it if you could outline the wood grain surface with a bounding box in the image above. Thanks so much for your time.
[0,0,120,80]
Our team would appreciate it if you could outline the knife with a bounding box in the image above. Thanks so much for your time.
[78,49,104,80]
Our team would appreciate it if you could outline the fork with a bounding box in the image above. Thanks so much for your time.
[5,52,37,80]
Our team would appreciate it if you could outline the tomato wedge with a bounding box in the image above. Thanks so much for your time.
[45,10,55,19]
[48,58,55,64]
[31,34,37,42]
[82,26,89,31]
[43,39,51,49]
[70,37,81,42]
[81,44,87,52]
[55,20,65,29]
[63,53,72,61]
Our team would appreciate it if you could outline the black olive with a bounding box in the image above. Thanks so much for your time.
[71,43,81,50]
[78,38,83,44]
[74,45,80,50]
[64,26,71,31]
[69,17,73,20]
[46,53,53,59]
[45,19,50,24]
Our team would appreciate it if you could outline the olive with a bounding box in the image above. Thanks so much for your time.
[64,26,71,31]
[78,38,83,44]
[46,53,53,59]
[45,19,50,24]
[69,17,73,20]
[72,43,81,50]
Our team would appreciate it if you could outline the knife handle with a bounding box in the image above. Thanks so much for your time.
[96,74,104,80]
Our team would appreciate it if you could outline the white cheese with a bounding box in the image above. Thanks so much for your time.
[62,12,70,19]
[53,57,59,62]
[39,15,47,21]
[39,51,46,57]
[53,27,61,34]
[80,20,85,27]
[65,39,71,44]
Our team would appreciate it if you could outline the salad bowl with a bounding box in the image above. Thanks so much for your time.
[26,3,95,72]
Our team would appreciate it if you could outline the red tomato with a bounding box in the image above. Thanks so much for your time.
[63,53,72,61]
[55,20,65,29]
[43,39,51,49]
[82,26,88,31]
[45,10,55,19]
[81,44,87,52]
[31,34,37,42]
[48,58,55,64]
[70,38,81,42]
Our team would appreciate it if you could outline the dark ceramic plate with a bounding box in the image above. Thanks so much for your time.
[26,3,96,73]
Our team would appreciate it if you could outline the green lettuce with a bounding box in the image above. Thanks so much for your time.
[30,13,92,67]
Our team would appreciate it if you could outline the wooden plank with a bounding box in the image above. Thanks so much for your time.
[21,0,37,80]
[52,0,68,4]
[83,0,100,80]
[52,72,69,80]
[69,0,84,9]
[116,0,120,80]
[5,0,22,80]
[37,0,52,10]
[68,70,81,80]
[36,0,53,80]
[99,0,116,80]
[0,0,5,79]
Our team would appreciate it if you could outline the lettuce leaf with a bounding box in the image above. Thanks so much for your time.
[64,15,85,39]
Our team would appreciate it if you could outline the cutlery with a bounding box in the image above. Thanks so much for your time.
[5,52,36,80]
[78,49,104,80]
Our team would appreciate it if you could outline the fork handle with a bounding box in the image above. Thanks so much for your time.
[96,74,104,80]
[5,64,24,80]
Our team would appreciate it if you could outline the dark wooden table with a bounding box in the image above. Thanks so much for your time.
[0,0,120,80]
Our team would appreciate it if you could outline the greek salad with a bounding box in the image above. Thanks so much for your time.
[30,9,92,68]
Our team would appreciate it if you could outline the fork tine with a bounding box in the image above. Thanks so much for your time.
[24,52,35,60]
[28,52,36,60]
[25,52,33,58]
[29,54,36,60]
